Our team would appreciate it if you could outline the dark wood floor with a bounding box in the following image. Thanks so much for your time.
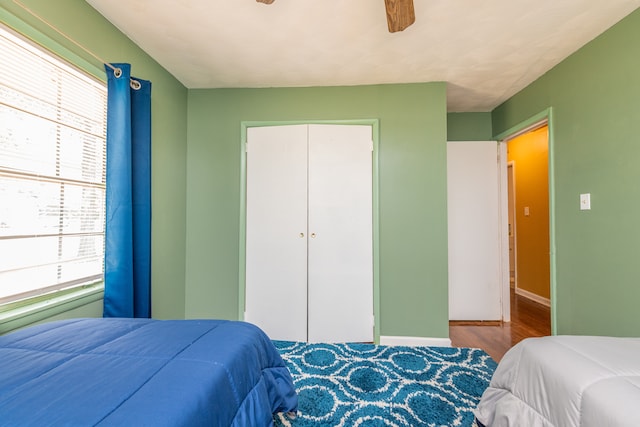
[449,289,551,362]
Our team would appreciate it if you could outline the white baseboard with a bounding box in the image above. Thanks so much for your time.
[380,335,452,347]
[515,287,551,307]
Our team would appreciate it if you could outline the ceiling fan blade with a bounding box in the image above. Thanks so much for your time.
[384,0,415,33]
[256,0,275,4]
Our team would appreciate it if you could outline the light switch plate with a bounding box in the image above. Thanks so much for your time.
[580,193,591,210]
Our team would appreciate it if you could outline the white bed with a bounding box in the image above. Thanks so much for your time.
[474,335,640,427]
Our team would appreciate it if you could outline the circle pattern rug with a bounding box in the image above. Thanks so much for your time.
[273,342,496,427]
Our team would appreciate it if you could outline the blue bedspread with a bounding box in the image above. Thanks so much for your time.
[0,318,298,426]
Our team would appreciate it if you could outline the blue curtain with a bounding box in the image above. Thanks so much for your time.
[103,63,152,318]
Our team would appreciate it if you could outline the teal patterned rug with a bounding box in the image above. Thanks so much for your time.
[273,341,496,427]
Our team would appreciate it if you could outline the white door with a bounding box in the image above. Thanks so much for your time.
[447,141,502,320]
[245,125,309,341]
[245,124,374,342]
[307,124,373,343]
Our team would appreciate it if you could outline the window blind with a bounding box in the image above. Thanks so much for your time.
[0,25,107,304]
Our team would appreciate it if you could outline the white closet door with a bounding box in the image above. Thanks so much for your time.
[245,125,309,341]
[307,124,373,343]
[447,141,502,320]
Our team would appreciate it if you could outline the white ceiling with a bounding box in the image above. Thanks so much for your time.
[86,0,640,112]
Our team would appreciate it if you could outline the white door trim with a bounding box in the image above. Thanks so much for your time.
[507,161,518,294]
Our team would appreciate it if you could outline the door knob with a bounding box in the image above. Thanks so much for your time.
[299,232,304,238]
[311,233,316,238]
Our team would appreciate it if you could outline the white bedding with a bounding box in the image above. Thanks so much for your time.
[474,335,640,427]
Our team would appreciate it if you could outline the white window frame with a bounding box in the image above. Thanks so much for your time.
[0,22,106,329]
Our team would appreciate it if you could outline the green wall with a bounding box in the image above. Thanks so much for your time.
[0,0,188,321]
[11,0,637,340]
[447,112,493,141]
[492,8,640,336]
[186,83,450,339]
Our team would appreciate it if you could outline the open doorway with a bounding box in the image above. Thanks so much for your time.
[506,125,551,306]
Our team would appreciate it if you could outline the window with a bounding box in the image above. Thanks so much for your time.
[0,25,107,305]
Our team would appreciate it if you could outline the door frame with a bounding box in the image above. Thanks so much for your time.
[238,119,381,342]
[495,108,556,335]
[499,142,510,322]
[507,161,518,291]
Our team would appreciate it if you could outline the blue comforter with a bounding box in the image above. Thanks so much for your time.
[0,318,297,426]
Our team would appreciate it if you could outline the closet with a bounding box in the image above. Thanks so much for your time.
[244,124,373,343]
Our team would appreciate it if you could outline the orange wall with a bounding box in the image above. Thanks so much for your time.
[508,126,550,299]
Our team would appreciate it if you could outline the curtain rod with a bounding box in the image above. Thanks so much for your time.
[12,0,141,88]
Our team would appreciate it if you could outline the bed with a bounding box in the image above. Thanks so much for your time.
[0,317,298,426]
[474,335,640,427]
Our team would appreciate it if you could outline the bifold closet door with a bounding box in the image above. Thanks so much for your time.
[244,124,308,342]
[307,124,373,343]
[245,124,373,343]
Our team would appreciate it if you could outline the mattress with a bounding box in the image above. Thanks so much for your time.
[0,318,298,426]
[474,335,640,427]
